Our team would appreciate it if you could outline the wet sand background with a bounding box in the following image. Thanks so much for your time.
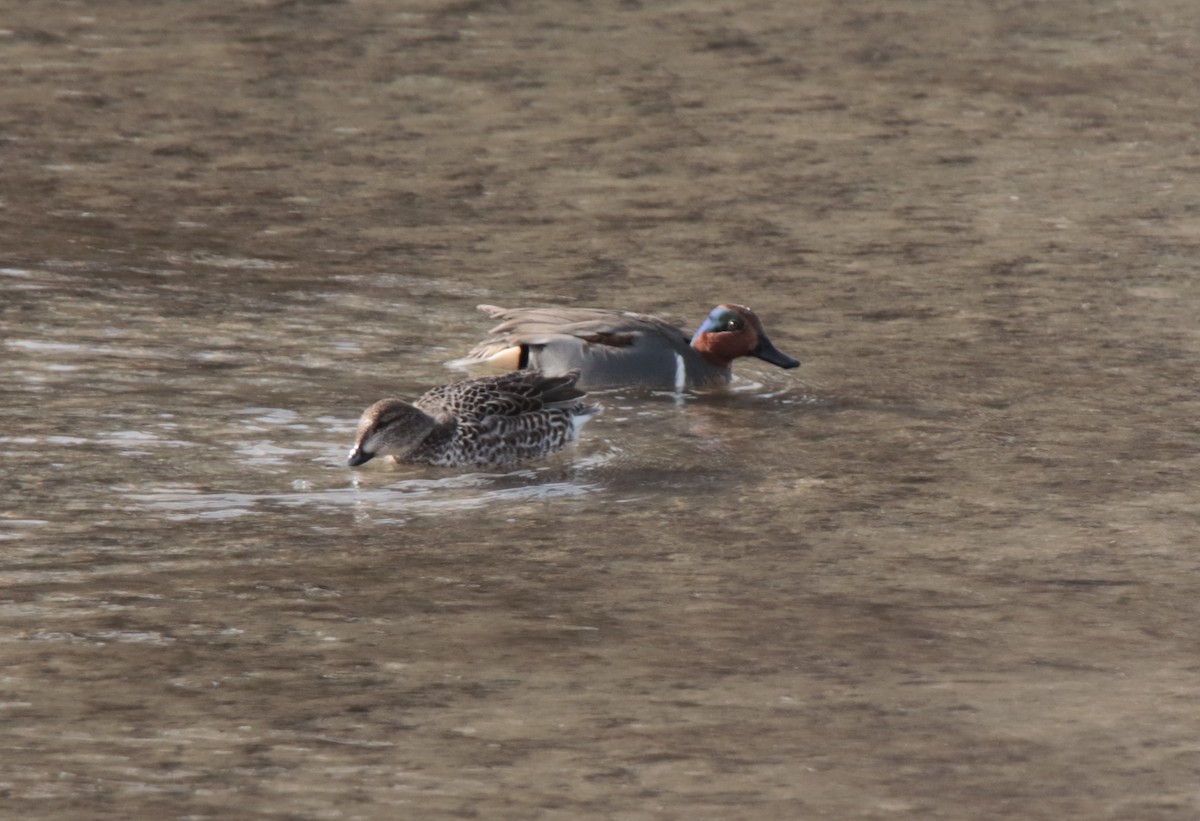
[2,1,1200,818]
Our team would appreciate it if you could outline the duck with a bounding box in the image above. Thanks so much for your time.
[347,369,600,468]
[449,304,800,390]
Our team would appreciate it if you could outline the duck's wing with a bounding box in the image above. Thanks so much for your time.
[474,304,690,349]
[414,370,586,424]
[449,305,695,388]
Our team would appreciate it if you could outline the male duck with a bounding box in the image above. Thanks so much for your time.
[450,304,800,390]
[347,370,600,468]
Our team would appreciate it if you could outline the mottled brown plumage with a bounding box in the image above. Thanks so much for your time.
[347,370,600,468]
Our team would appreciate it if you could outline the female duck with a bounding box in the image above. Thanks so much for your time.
[450,303,800,390]
[348,370,600,468]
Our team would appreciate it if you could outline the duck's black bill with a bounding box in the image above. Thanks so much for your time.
[347,447,375,467]
[752,335,801,369]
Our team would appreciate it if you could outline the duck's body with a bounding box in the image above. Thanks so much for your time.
[348,370,600,468]
[451,304,800,390]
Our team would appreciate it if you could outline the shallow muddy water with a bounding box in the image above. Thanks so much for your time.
[3,1,1200,819]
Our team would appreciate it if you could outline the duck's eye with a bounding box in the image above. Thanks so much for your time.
[725,318,744,332]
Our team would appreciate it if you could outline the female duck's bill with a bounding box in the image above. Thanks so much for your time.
[347,369,600,468]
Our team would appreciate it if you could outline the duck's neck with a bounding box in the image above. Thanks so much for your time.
[691,332,743,369]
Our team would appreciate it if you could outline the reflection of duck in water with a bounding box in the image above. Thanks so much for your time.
[347,370,600,468]
[449,304,801,391]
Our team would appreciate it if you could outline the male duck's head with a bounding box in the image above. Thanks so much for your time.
[690,304,800,370]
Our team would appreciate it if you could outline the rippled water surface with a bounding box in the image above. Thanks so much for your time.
[3,1,1200,819]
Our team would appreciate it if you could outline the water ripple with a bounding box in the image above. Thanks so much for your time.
[125,467,603,523]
